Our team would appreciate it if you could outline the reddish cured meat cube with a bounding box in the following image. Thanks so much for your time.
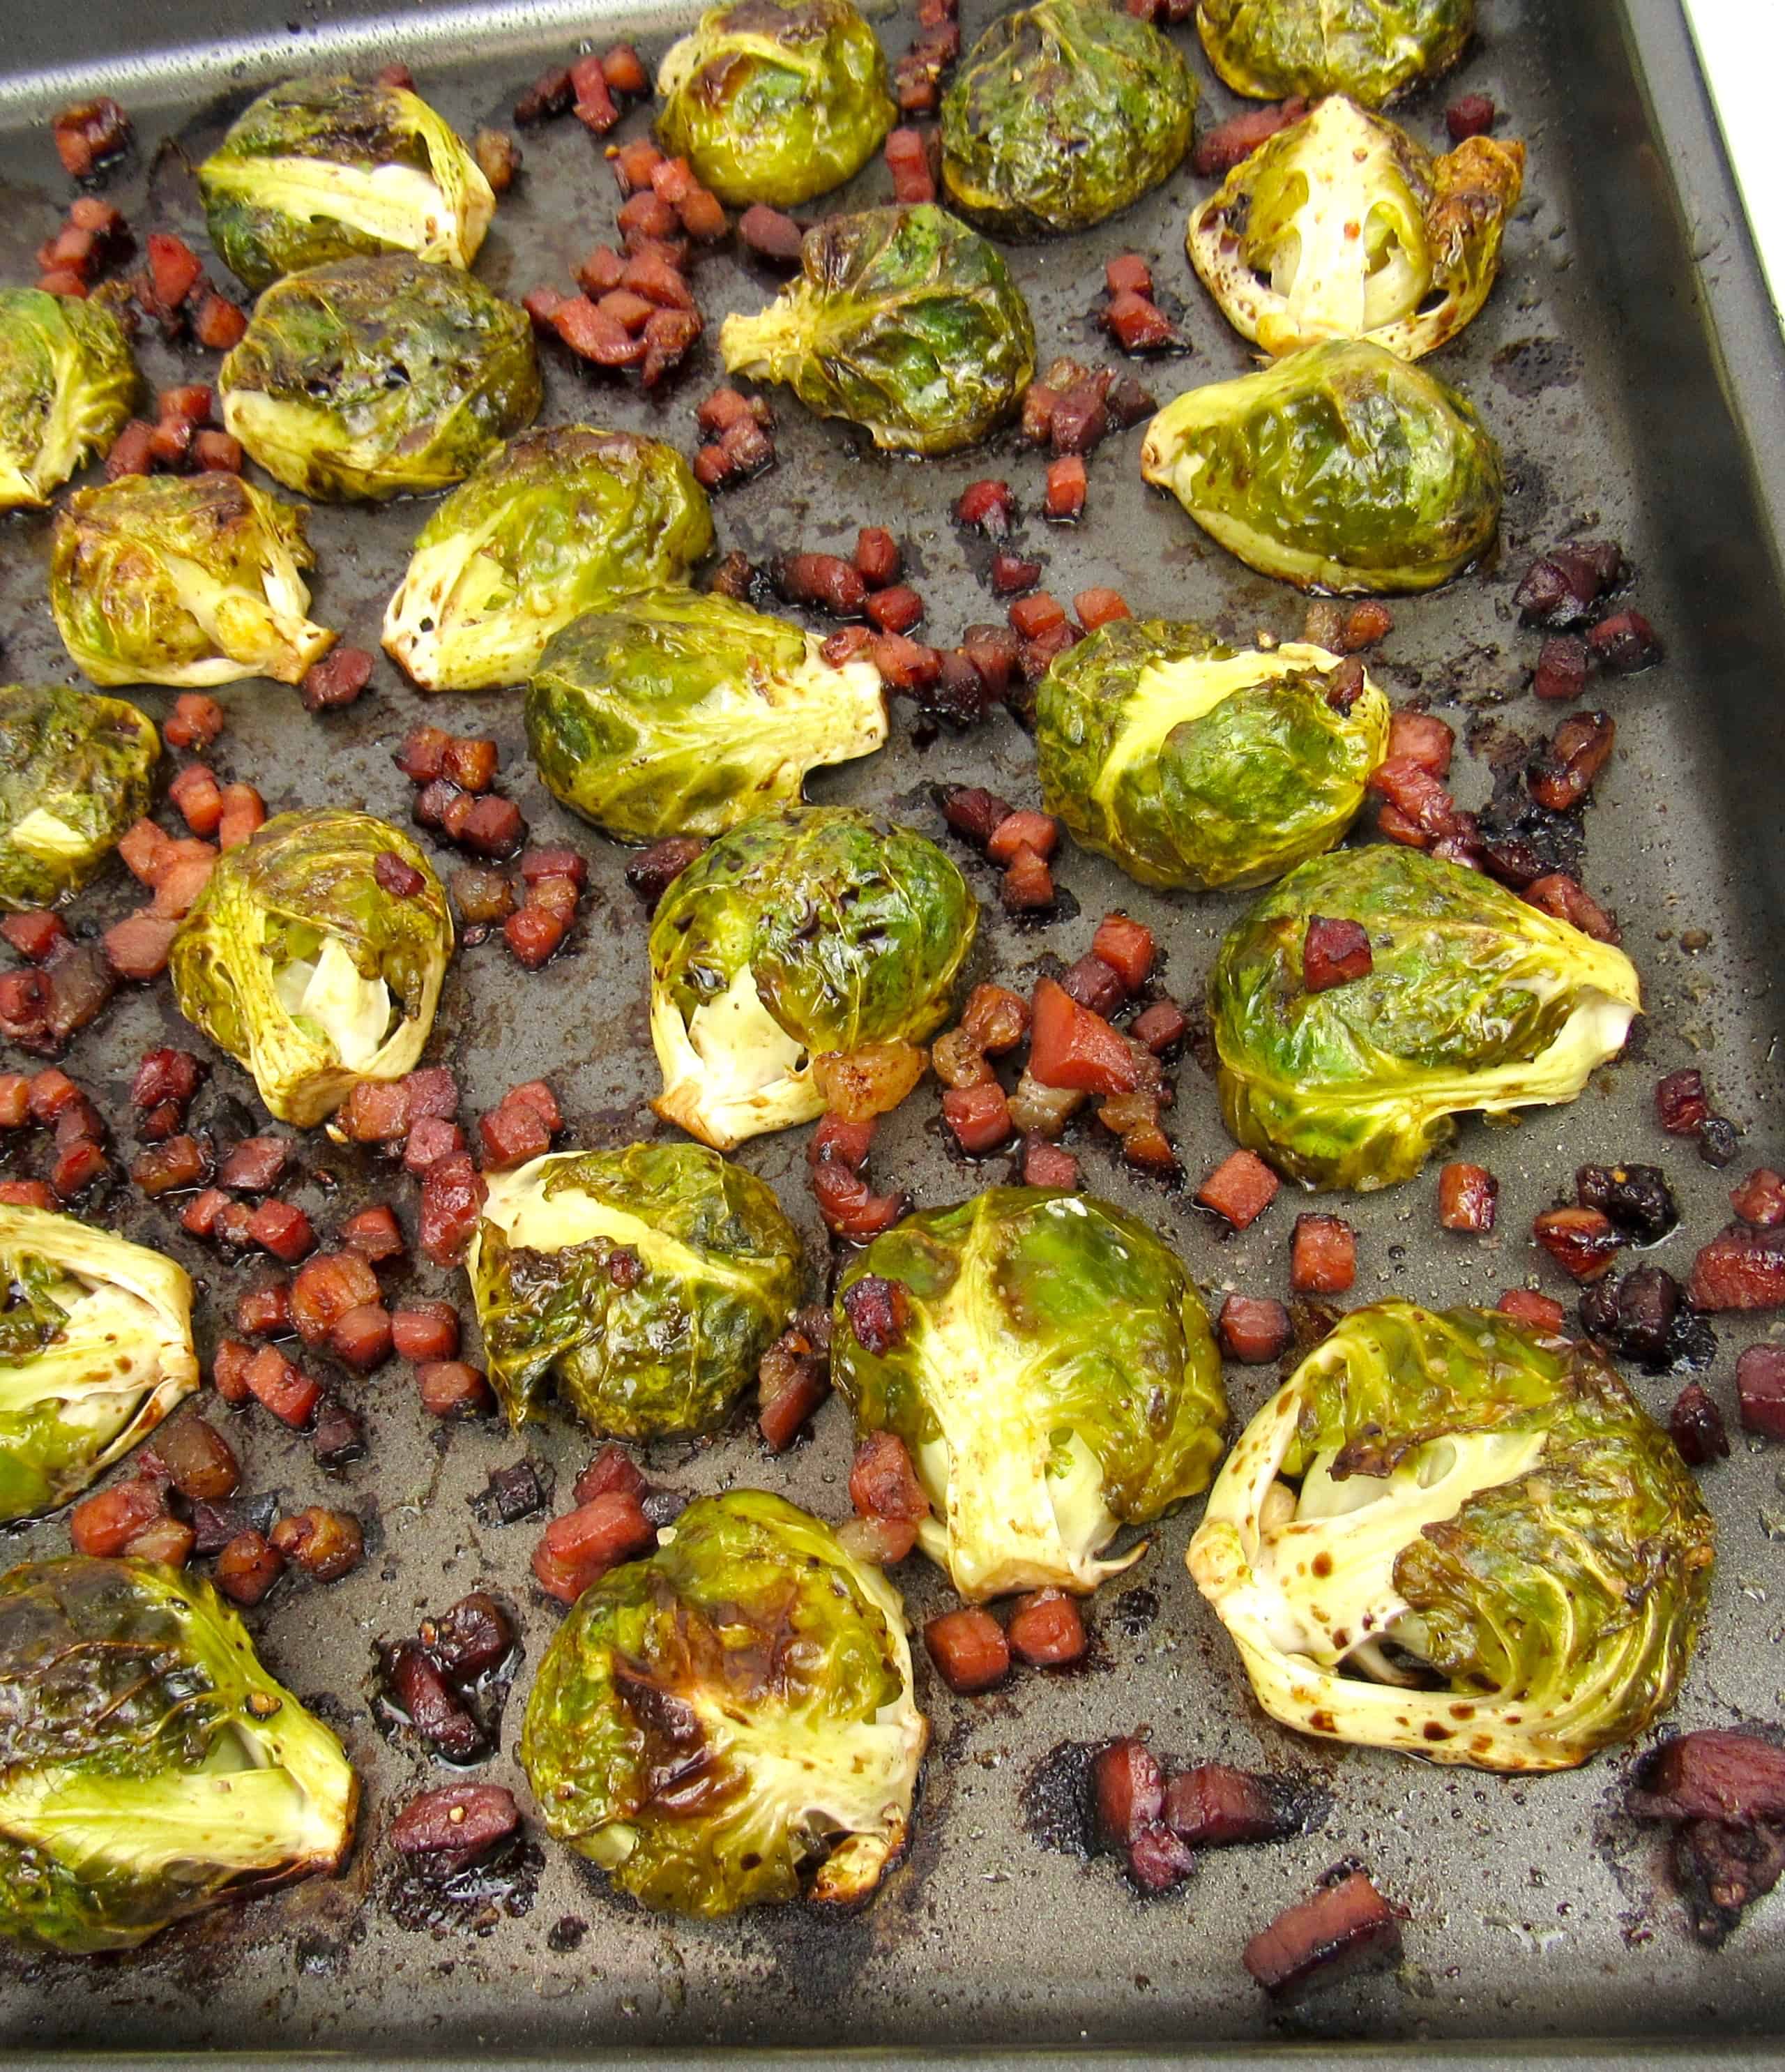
[612,139,663,192]
[1074,586,1132,630]
[1059,953,1125,1017]
[757,1352,830,1451]
[941,785,1013,847]
[942,1082,1012,1154]
[270,1505,364,1581]
[1385,709,1453,777]
[190,294,248,351]
[677,187,727,240]
[342,1202,405,1262]
[986,810,1058,863]
[1291,1213,1356,1294]
[0,1180,54,1209]
[1166,1767,1302,1848]
[244,1346,321,1428]
[505,906,568,967]
[28,1068,83,1123]
[52,1140,108,1200]
[1655,1068,1711,1135]
[1437,1162,1498,1232]
[71,1476,167,1557]
[235,1279,291,1339]
[574,1443,648,1506]
[419,1154,487,1267]
[923,1608,1009,1694]
[1217,1294,1292,1364]
[389,1783,521,1863]
[883,126,936,204]
[955,478,1015,534]
[990,552,1042,597]
[1446,91,1496,140]
[1044,454,1086,520]
[1102,292,1179,352]
[1,910,68,962]
[552,294,643,366]
[1130,998,1187,1055]
[1093,1738,1164,1850]
[865,585,924,634]
[1008,591,1066,640]
[154,1415,240,1504]
[849,1430,929,1521]
[215,1529,285,1605]
[328,1302,392,1372]
[163,693,226,750]
[1022,1135,1080,1188]
[738,203,806,263]
[454,794,525,856]
[216,784,265,849]
[216,1136,290,1193]
[118,819,174,885]
[1732,1168,1785,1228]
[854,527,901,587]
[341,1079,410,1143]
[1243,1871,1402,1999]
[1304,916,1378,993]
[0,1073,26,1128]
[1006,1589,1087,1667]
[1105,252,1153,297]
[404,1114,464,1173]
[1533,1205,1620,1283]
[1196,1150,1279,1231]
[302,646,373,712]
[532,1491,656,1602]
[1498,1286,1568,1333]
[193,429,245,472]
[1588,609,1663,672]
[211,1339,255,1404]
[393,1303,462,1362]
[1669,1382,1730,1465]
[1028,978,1140,1096]
[1126,1822,1197,1893]
[502,1079,561,1132]
[1534,634,1590,702]
[1091,913,1155,991]
[179,1186,229,1238]
[478,1100,552,1170]
[1524,872,1620,944]
[1366,755,1461,840]
[417,1361,493,1419]
[1530,709,1616,812]
[101,911,176,981]
[168,764,224,836]
[869,633,941,691]
[248,1200,314,1262]
[103,418,154,478]
[777,552,867,617]
[130,1135,207,1197]
[1691,1226,1785,1310]
[145,233,202,310]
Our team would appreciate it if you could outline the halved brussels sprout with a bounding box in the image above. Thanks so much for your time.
[0,686,158,911]
[0,1556,358,1953]
[720,204,1035,455]
[50,474,335,688]
[169,809,453,1128]
[1197,0,1473,105]
[1189,1301,1714,1771]
[525,590,887,840]
[834,1187,1226,1601]
[469,1142,803,1439]
[1141,339,1501,593]
[382,426,717,692]
[0,288,138,509]
[0,1207,197,1522]
[656,0,895,208]
[199,75,496,293]
[649,805,976,1149]
[519,1490,925,1916]
[1210,843,1642,1190]
[1188,97,1525,360]
[941,0,1197,237]
[1035,620,1390,891]
[218,253,541,502]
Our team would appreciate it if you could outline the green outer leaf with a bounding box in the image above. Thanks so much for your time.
[1208,842,1642,1189]
[1034,619,1390,891]
[1139,337,1503,594]
[0,289,139,510]
[0,1556,357,1952]
[1196,0,1473,105]
[655,0,895,207]
[941,0,1197,237]
[518,1490,926,1916]
[720,204,1035,455]
[0,686,158,910]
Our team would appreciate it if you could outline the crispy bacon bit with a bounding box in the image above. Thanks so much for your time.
[1197,1150,1279,1231]
[1437,1162,1498,1233]
[53,97,132,179]
[130,1135,206,1197]
[1732,1168,1785,1228]
[247,1199,314,1263]
[416,1360,492,1419]
[1737,1343,1785,1432]
[1191,97,1307,177]
[215,1530,284,1605]
[623,835,706,913]
[70,1475,166,1557]
[1534,633,1590,702]
[343,1203,405,1262]
[1385,709,1452,778]
[1627,1730,1785,1944]
[775,552,867,617]
[884,125,936,204]
[1524,871,1620,944]
[1291,1214,1356,1294]
[1074,587,1132,629]
[1000,846,1055,913]
[1093,1738,1164,1850]
[419,1154,487,1268]
[1090,913,1154,991]
[385,1641,485,1761]
[737,201,805,264]
[1006,1589,1087,1668]
[216,783,264,849]
[289,1251,380,1346]
[1125,1821,1196,1893]
[271,1505,363,1582]
[1579,1262,1679,1361]
[943,1081,1013,1154]
[1533,1205,1620,1283]
[841,1275,912,1356]
[924,1608,1009,1695]
[1166,1766,1309,1849]
[533,1491,656,1602]
[1669,1382,1730,1466]
[955,478,1015,535]
[1243,1870,1402,1999]
[1656,1068,1710,1135]
[236,1280,292,1338]
[1588,610,1663,673]
[1044,454,1086,521]
[990,551,1042,596]
[1302,915,1372,992]
[1060,955,1123,1017]
[1130,998,1187,1055]
[243,1345,320,1428]
[216,1135,290,1193]
[1218,1294,1291,1364]
[1021,1134,1079,1188]
[301,646,373,713]
[1514,540,1626,627]
[1028,978,1140,1096]
[941,785,1012,848]
[1102,291,1180,354]
[986,810,1058,865]
[1576,1162,1678,1243]
[1530,709,1615,812]
[757,1306,833,1451]
[850,1430,929,1523]
[1367,755,1461,844]
[808,1136,907,1243]
[391,1783,521,1868]
[1446,92,1496,140]
[164,693,225,750]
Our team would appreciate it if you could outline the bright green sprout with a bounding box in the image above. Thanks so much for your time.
[1196,0,1474,106]
[0,288,138,509]
[0,686,158,911]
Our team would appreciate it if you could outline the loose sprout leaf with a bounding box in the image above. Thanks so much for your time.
[0,289,139,510]
[0,686,158,910]
[1196,0,1474,107]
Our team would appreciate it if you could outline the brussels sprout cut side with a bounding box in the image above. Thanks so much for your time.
[1188,97,1525,361]
[50,475,335,689]
[720,205,1035,455]
[0,288,138,510]
[525,591,888,840]
[1190,1301,1714,1771]
[469,1142,803,1439]
[648,805,976,1150]
[1141,339,1503,593]
[1196,0,1474,106]
[0,686,158,911]
[169,809,454,1127]
[0,1557,358,1953]
[941,0,1197,238]
[1035,620,1390,891]
[383,427,717,692]
[833,1188,1227,1601]
[1210,844,1643,1190]
[656,0,896,208]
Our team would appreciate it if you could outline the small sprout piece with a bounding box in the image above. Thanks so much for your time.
[1244,1870,1402,2000]
[1189,1301,1715,1769]
[1197,0,1473,105]
[0,289,139,509]
[519,1490,927,1914]
[924,1606,1009,1693]
[0,687,157,911]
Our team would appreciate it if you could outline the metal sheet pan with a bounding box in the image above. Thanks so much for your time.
[1,0,1783,2058]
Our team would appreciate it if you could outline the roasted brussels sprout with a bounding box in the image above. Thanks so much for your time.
[218,254,541,502]
[469,1142,803,1438]
[833,1188,1227,1600]
[0,288,138,509]
[525,591,887,840]
[0,686,158,911]
[1035,620,1390,891]
[519,1490,925,1916]
[50,474,335,688]
[1196,0,1473,105]
[199,75,495,293]
[1140,339,1502,593]
[941,0,1197,237]
[169,809,453,1128]
[0,1556,358,1953]
[656,0,895,208]
[649,805,975,1149]
[1210,843,1642,1190]
[0,1207,197,1522]
[720,204,1035,455]
[383,427,716,691]
[1187,97,1525,360]
[1189,1301,1714,1771]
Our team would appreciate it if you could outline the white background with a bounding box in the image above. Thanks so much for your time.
[1683,0,1785,322]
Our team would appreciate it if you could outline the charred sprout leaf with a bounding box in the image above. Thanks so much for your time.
[0,1208,197,1522]
[833,1187,1227,1600]
[0,289,139,510]
[521,1492,925,1916]
[941,0,1197,237]
[469,1142,803,1438]
[656,0,895,207]
[1035,620,1389,891]
[0,1556,358,1953]
[1210,845,1641,1190]
[218,253,541,502]
[1188,97,1524,360]
[649,804,975,1149]
[50,475,335,688]
[383,426,716,691]
[1196,0,1473,106]
[0,686,158,910]
[720,204,1035,455]
[1141,338,1501,593]
[199,75,496,293]
[1189,1301,1714,1771]
[525,590,887,841]
[169,808,453,1128]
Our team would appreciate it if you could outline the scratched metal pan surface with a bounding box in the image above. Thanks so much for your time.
[0,0,1782,2057]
